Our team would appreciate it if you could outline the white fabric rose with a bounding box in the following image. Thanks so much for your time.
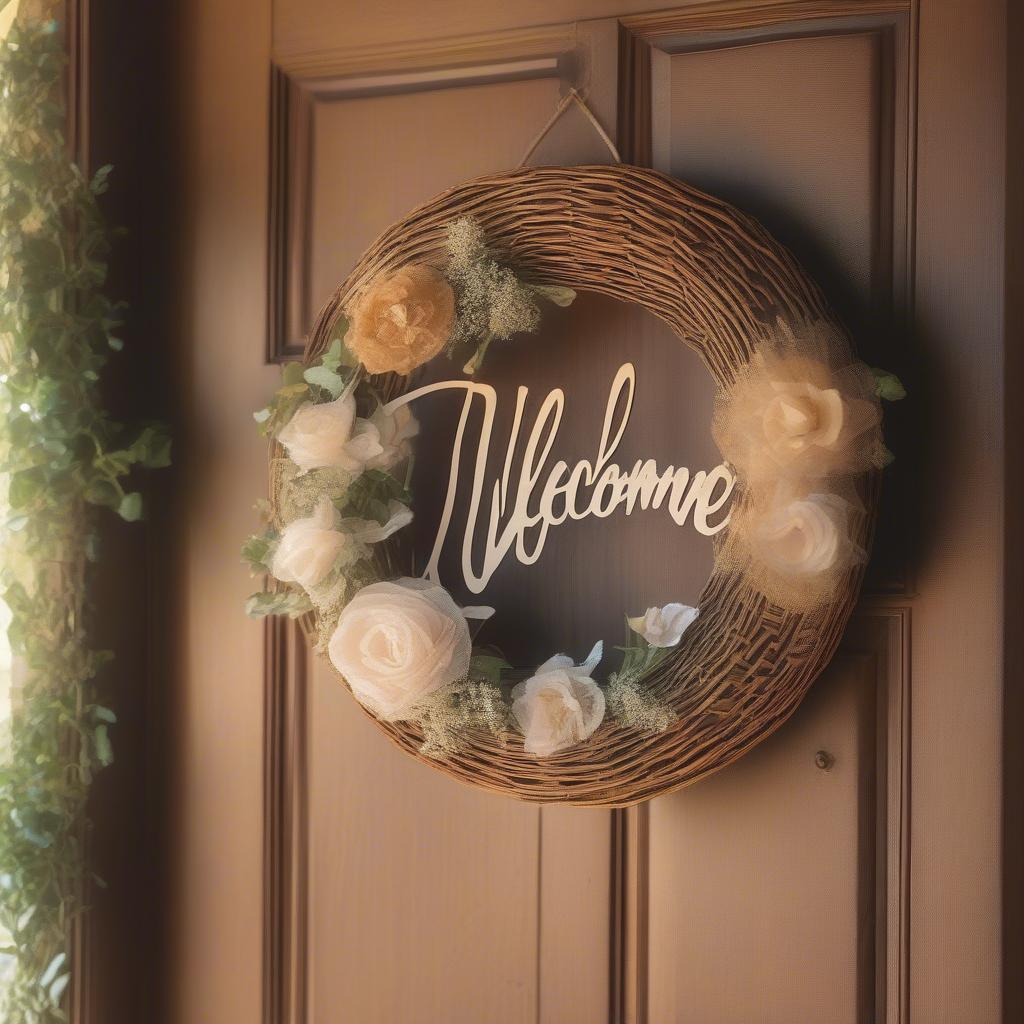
[271,496,348,591]
[751,492,849,575]
[328,578,471,721]
[278,393,384,474]
[627,603,698,648]
[511,644,605,757]
[762,381,844,455]
[366,403,419,471]
[272,497,413,593]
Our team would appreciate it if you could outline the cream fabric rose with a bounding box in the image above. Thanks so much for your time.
[751,492,849,576]
[718,486,865,611]
[511,644,605,757]
[271,496,348,591]
[272,497,413,593]
[627,603,699,648]
[278,393,384,475]
[712,326,884,483]
[366,403,419,472]
[347,264,455,375]
[328,578,471,721]
[762,381,844,456]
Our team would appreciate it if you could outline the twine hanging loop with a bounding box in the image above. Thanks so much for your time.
[517,87,623,168]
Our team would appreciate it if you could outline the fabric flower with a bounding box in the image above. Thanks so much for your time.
[761,380,844,456]
[346,264,455,375]
[750,492,851,576]
[278,393,384,475]
[712,321,884,482]
[718,484,866,612]
[511,644,605,757]
[627,603,698,647]
[366,403,419,471]
[271,496,349,591]
[328,578,471,721]
[272,497,412,594]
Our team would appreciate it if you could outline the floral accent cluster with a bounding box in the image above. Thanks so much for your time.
[245,333,700,755]
[444,216,576,374]
[243,218,703,756]
[712,319,904,610]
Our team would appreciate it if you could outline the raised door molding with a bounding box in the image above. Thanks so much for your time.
[609,804,649,1024]
[263,619,309,1024]
[265,31,576,363]
[618,2,914,597]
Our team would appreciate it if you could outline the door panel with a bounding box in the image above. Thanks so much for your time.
[649,654,876,1024]
[623,9,913,1022]
[664,33,884,328]
[309,659,540,1023]
[308,76,561,330]
[278,42,621,1024]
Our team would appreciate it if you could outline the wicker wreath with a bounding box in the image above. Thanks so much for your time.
[262,164,888,807]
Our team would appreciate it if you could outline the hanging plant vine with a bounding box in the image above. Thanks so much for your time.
[0,12,170,1022]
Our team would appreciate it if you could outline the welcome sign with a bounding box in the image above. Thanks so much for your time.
[391,359,735,596]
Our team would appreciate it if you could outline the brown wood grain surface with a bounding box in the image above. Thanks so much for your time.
[147,1,1015,1023]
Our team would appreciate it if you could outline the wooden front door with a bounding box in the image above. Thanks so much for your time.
[165,2,1013,1022]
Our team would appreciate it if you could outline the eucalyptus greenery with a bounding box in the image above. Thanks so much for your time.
[0,15,169,1022]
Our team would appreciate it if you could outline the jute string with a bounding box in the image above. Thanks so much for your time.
[517,87,622,168]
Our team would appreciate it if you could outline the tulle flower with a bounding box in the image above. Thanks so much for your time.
[713,320,885,483]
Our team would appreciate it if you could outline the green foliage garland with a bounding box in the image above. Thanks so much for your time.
[0,15,169,1022]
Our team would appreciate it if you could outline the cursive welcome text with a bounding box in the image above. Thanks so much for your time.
[384,362,734,594]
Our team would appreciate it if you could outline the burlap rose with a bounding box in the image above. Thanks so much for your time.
[346,264,455,375]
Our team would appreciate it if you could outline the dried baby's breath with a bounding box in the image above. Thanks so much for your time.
[413,676,512,758]
[606,674,676,733]
[444,216,544,371]
[445,215,487,271]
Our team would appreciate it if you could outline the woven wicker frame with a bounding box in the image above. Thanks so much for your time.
[299,164,876,807]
